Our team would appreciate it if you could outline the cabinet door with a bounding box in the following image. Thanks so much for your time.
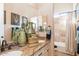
[42,49,48,56]
[42,45,49,56]
[33,43,49,56]
[34,49,43,56]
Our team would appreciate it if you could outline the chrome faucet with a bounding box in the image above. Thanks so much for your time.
[1,40,7,52]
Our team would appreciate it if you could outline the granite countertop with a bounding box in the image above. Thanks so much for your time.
[0,37,50,56]
[20,40,49,56]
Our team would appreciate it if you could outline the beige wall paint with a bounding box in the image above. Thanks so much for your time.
[54,3,73,14]
[4,3,38,18]
[38,3,53,26]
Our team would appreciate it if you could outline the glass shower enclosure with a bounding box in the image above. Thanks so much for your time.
[53,11,76,55]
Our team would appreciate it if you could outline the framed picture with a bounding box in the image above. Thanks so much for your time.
[4,11,6,24]
[22,16,28,25]
[11,13,20,25]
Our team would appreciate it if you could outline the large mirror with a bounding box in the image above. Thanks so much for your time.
[30,16,47,37]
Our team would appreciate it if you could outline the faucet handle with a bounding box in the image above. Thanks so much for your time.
[1,40,7,47]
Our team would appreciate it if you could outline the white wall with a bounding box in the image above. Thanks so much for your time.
[0,3,4,42]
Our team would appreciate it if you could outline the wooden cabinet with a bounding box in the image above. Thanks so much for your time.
[33,43,49,56]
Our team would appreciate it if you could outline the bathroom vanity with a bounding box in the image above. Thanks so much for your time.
[0,37,50,56]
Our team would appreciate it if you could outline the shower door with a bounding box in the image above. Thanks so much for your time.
[54,13,75,55]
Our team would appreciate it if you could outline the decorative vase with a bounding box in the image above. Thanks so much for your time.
[18,29,26,47]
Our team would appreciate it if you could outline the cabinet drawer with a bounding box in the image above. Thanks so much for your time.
[33,49,43,56]
[42,47,49,55]
[34,44,49,56]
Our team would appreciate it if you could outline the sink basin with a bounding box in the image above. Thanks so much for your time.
[0,51,23,56]
[38,40,45,43]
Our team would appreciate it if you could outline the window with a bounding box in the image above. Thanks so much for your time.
[30,16,43,32]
